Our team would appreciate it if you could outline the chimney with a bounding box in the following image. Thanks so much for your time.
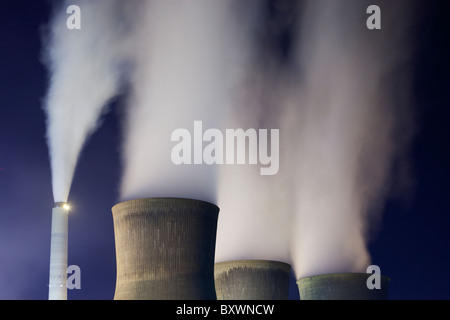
[48,202,69,300]
[215,259,291,300]
[297,273,390,300]
[112,197,219,299]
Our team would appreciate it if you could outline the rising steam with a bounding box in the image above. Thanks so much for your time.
[119,0,253,203]
[42,0,131,202]
[215,1,297,263]
[215,0,416,279]
[289,0,416,278]
[43,0,416,280]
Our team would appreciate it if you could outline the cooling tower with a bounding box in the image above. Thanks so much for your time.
[112,197,219,300]
[297,273,390,300]
[48,202,69,300]
[214,260,291,300]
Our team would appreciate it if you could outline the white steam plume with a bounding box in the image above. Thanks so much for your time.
[215,0,416,274]
[215,69,295,263]
[215,1,298,264]
[42,0,416,279]
[290,0,416,278]
[43,0,131,202]
[119,0,252,204]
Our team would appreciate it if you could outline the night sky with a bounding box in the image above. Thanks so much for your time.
[0,1,449,300]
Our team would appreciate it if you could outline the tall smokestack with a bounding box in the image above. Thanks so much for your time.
[48,202,69,300]
[297,273,390,300]
[112,198,219,300]
[214,260,291,300]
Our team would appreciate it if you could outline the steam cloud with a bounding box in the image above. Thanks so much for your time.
[216,0,416,279]
[119,0,252,203]
[43,0,416,279]
[289,0,416,278]
[43,0,131,202]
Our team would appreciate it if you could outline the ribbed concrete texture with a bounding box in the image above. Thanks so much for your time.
[297,273,390,300]
[112,198,219,300]
[214,260,291,300]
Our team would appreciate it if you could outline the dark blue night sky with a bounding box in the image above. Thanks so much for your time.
[0,1,449,300]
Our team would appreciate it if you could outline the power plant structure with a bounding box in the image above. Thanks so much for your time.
[46,197,392,300]
[111,198,391,300]
[112,197,219,300]
[214,260,291,300]
[48,202,69,300]
[297,273,390,300]
[45,197,393,300]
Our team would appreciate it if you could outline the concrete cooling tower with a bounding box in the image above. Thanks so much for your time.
[112,198,219,300]
[214,260,291,300]
[297,273,390,300]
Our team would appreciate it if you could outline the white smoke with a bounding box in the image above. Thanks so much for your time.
[215,66,296,263]
[42,0,416,282]
[215,0,416,277]
[289,0,416,278]
[119,0,253,203]
[43,0,254,204]
[43,0,132,202]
